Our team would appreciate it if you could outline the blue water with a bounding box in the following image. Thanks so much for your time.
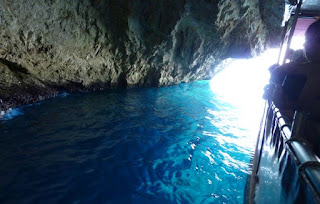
[0,79,263,204]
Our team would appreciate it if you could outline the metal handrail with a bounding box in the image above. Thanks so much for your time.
[270,101,320,201]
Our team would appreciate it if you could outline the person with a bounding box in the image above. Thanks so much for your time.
[266,19,320,155]
[268,19,320,118]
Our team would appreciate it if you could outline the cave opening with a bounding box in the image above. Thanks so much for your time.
[210,49,278,135]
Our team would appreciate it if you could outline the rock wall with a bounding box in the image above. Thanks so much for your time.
[0,0,284,110]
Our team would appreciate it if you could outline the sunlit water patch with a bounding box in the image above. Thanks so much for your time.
[0,51,276,204]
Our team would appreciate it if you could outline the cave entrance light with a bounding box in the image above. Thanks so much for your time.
[209,49,279,135]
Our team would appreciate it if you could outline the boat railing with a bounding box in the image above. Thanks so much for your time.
[269,102,320,200]
[249,101,320,203]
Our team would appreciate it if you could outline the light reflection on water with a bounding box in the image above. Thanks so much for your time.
[209,50,277,150]
[0,51,277,204]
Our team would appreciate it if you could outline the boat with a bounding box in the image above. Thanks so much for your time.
[246,0,320,203]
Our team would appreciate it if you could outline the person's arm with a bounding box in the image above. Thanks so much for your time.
[263,65,287,100]
[265,65,293,109]
[270,66,287,85]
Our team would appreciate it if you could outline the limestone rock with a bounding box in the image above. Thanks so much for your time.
[0,0,284,110]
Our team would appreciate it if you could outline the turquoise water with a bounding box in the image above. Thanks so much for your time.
[0,55,272,203]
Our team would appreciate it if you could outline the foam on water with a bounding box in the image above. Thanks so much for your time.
[0,108,23,120]
[0,92,71,121]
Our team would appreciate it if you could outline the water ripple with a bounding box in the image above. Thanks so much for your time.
[0,81,261,204]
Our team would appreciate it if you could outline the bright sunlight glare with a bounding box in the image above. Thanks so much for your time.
[290,36,305,50]
[209,49,279,140]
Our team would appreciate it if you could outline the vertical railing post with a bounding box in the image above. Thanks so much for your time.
[290,111,307,139]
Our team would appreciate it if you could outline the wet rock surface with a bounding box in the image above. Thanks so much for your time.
[0,0,284,110]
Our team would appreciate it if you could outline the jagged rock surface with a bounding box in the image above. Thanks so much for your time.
[0,0,284,110]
